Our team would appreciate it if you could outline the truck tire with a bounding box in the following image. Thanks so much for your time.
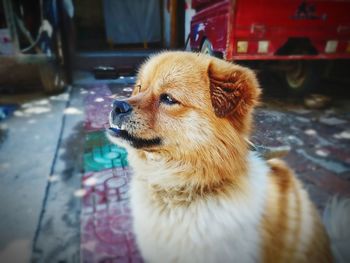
[283,61,321,95]
[39,62,65,94]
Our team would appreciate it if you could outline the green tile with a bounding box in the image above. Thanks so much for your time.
[84,131,128,172]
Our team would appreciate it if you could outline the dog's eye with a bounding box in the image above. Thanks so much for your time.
[159,93,179,105]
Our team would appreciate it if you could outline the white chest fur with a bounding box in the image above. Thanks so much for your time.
[129,153,269,263]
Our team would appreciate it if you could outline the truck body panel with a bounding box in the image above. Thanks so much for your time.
[190,0,350,60]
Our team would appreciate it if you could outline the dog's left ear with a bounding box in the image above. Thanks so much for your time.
[208,58,261,119]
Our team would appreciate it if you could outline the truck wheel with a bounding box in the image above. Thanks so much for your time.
[39,62,66,94]
[283,61,321,95]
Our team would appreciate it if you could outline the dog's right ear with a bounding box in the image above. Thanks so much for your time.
[207,58,261,133]
[208,58,261,118]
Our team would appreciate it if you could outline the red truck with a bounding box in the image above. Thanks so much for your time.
[190,0,350,93]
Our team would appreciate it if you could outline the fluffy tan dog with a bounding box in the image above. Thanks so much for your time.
[107,51,334,263]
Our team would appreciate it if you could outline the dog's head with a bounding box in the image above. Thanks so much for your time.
[108,52,260,162]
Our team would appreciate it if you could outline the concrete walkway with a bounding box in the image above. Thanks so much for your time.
[0,91,69,262]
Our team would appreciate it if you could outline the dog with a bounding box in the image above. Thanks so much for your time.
[107,51,347,263]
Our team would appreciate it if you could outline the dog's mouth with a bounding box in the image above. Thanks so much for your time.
[108,124,162,149]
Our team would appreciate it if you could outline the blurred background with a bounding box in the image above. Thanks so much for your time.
[0,0,350,262]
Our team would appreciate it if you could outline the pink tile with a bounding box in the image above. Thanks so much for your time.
[84,85,114,132]
[80,168,143,263]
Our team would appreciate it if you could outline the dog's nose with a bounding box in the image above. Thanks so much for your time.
[113,100,132,115]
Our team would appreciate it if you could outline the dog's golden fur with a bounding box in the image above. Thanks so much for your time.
[108,51,332,263]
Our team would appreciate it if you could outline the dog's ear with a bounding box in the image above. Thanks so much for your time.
[208,58,261,119]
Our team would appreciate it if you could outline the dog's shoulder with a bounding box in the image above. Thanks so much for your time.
[266,158,296,193]
[261,158,332,263]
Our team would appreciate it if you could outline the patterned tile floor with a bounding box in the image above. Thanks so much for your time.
[80,82,142,262]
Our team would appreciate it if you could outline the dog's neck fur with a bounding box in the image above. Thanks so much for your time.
[149,177,240,207]
[131,137,249,207]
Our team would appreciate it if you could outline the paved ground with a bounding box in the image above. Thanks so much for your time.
[0,90,73,262]
[254,97,350,210]
[0,71,349,262]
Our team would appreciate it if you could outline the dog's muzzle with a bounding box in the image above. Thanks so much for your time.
[109,100,132,131]
[108,99,162,148]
